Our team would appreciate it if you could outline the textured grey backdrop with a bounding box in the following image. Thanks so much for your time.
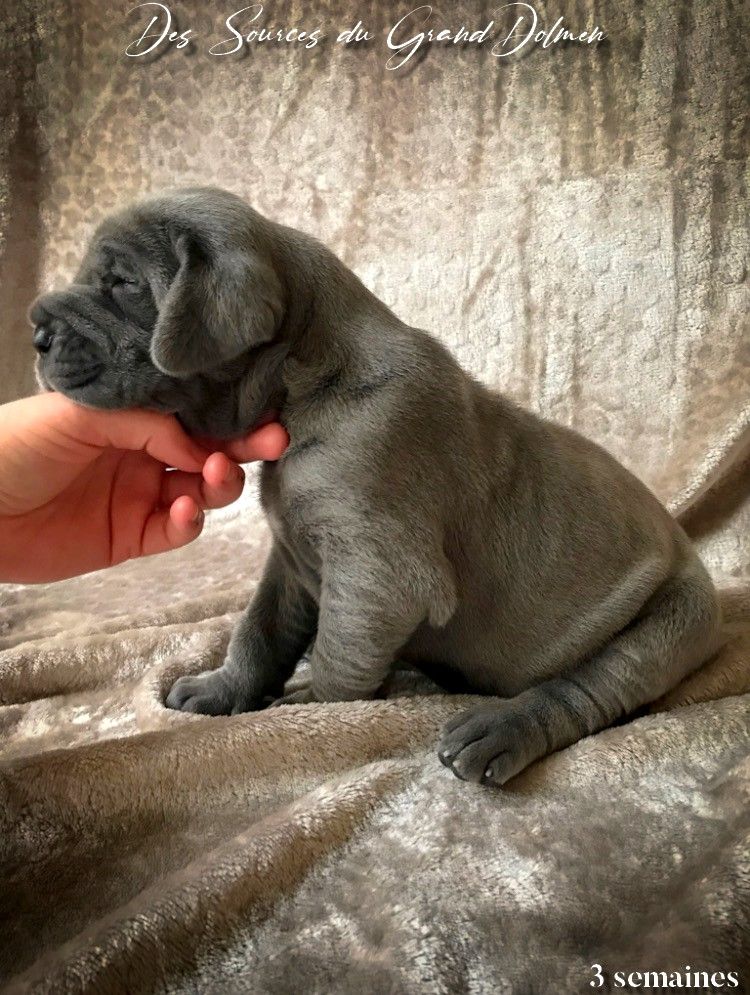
[1,0,748,578]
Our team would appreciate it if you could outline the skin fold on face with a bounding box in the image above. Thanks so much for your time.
[31,229,185,411]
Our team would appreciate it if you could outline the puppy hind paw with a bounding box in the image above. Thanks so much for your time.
[437,702,545,787]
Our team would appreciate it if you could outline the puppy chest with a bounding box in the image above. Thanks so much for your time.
[260,464,323,597]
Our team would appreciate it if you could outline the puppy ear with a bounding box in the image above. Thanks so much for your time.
[150,233,284,377]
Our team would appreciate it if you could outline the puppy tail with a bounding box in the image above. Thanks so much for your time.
[670,406,750,537]
[716,586,750,636]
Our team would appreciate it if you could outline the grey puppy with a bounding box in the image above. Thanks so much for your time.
[30,186,721,787]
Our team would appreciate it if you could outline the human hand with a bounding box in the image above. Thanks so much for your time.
[0,393,288,583]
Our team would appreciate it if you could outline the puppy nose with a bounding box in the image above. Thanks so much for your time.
[33,324,55,353]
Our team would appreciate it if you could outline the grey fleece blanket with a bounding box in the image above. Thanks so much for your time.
[1,519,750,993]
[1,0,749,991]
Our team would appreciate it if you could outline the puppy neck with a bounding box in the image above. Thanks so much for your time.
[175,339,289,439]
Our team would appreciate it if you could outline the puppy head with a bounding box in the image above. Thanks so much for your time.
[29,187,286,426]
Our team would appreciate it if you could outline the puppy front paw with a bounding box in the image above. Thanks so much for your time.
[437,699,547,786]
[165,667,257,716]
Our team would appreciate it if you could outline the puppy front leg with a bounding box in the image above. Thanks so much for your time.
[274,541,453,705]
[166,545,317,715]
[287,594,417,705]
[439,564,720,786]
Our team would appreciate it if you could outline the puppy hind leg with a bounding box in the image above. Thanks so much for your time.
[438,564,721,786]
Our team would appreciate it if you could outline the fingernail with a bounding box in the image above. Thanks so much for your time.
[225,462,243,483]
[191,509,204,526]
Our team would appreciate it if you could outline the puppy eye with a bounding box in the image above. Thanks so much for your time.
[110,275,139,292]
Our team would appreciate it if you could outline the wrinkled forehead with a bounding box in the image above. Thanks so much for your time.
[74,188,259,293]
[75,208,178,294]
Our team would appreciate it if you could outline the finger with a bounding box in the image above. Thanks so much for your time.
[202,452,245,493]
[160,454,245,510]
[140,496,204,557]
[217,422,290,463]
[105,410,211,472]
[56,400,211,472]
